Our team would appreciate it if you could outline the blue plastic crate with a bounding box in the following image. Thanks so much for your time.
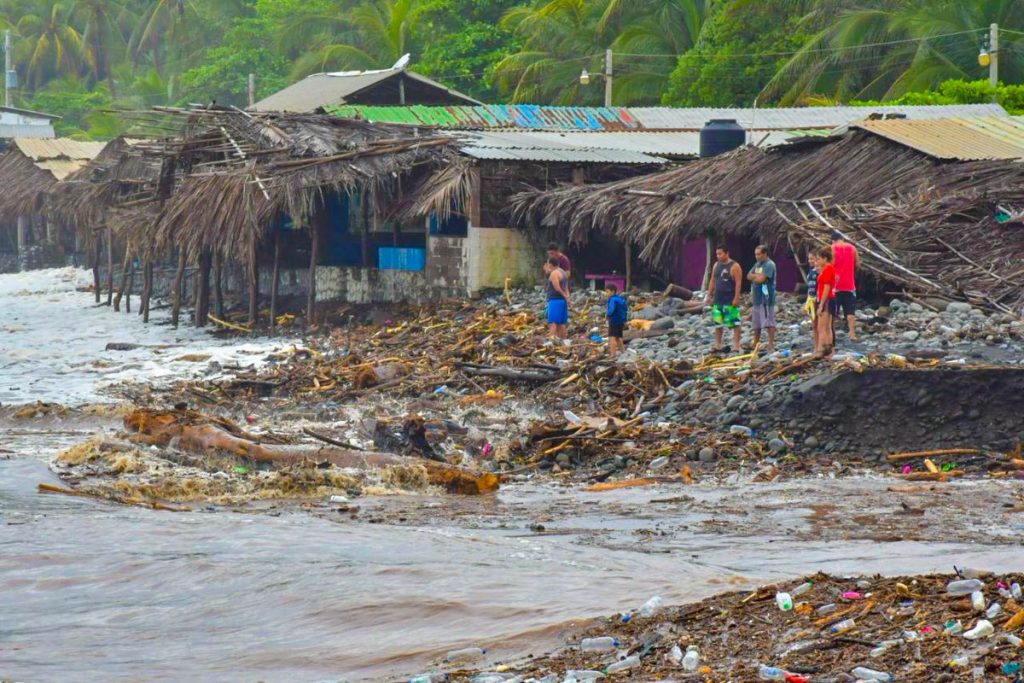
[378,247,426,271]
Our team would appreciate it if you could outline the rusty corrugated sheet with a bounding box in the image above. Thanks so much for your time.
[854,116,1024,160]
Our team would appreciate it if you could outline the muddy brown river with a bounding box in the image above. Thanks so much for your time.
[2,269,1023,682]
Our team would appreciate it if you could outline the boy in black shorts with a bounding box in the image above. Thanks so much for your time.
[606,284,628,358]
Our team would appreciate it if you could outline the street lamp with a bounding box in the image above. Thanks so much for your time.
[979,46,991,67]
[578,49,613,108]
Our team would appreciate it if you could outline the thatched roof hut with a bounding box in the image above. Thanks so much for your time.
[0,138,106,222]
[513,124,1024,312]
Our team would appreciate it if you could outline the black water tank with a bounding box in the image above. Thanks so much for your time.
[700,119,746,158]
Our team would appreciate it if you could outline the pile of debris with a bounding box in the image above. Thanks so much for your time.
[447,571,1024,683]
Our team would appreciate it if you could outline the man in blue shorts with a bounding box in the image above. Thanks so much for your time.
[544,256,570,338]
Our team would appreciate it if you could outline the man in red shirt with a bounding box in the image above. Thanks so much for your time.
[831,230,859,342]
[547,243,572,279]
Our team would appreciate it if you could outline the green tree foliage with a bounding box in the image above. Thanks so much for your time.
[852,78,1024,114]
[766,0,1024,104]
[663,0,809,106]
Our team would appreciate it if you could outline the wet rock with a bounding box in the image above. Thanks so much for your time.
[768,438,786,452]
[650,317,675,331]
[902,330,920,342]
[106,342,142,351]
[726,394,744,410]
[698,447,716,463]
[728,425,753,437]
[804,435,820,448]
[908,302,924,313]
[635,307,661,321]
[946,301,972,314]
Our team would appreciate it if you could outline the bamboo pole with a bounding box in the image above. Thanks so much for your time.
[248,242,259,329]
[113,247,132,312]
[92,230,101,303]
[196,251,211,328]
[171,250,186,328]
[142,260,153,323]
[212,252,224,319]
[105,226,114,306]
[124,257,135,314]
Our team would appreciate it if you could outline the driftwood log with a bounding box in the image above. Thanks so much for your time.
[123,409,500,495]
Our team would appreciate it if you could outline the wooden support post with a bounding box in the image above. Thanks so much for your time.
[92,231,101,303]
[113,247,132,312]
[171,250,186,327]
[195,250,212,328]
[625,242,632,292]
[270,229,281,328]
[105,227,114,306]
[141,259,153,323]
[124,257,135,314]
[212,252,224,319]
[307,218,321,324]
[702,235,714,291]
[16,215,27,260]
[248,242,259,329]
[361,188,371,267]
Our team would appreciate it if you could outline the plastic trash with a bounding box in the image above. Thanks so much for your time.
[851,667,894,681]
[472,675,518,683]
[842,591,864,600]
[648,456,669,470]
[729,425,754,437]
[816,603,837,615]
[564,670,604,681]
[1013,582,1023,600]
[410,674,447,683]
[682,646,699,672]
[945,619,963,634]
[971,591,985,612]
[329,494,349,504]
[986,602,1002,619]
[775,592,794,611]
[830,618,856,634]
[446,647,486,663]
[638,596,663,618]
[963,619,994,640]
[758,665,787,680]
[949,655,970,667]
[947,579,984,595]
[784,675,809,683]
[434,385,448,394]
[1004,633,1023,646]
[563,410,582,425]
[669,645,683,664]
[1004,662,1022,675]
[791,582,812,597]
[580,637,618,652]
[605,655,639,674]
[619,612,631,623]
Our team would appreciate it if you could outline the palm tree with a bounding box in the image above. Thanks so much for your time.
[494,0,708,105]
[765,0,1024,104]
[16,1,85,90]
[72,0,127,88]
[284,0,425,79]
[127,0,192,70]
[494,0,611,104]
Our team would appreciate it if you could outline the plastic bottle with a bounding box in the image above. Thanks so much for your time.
[947,579,984,595]
[945,620,963,635]
[669,645,683,664]
[564,670,604,681]
[775,592,794,611]
[986,602,1002,619]
[971,591,985,612]
[851,667,894,681]
[581,637,619,652]
[638,596,663,618]
[949,655,970,667]
[446,647,487,663]
[682,646,699,672]
[816,603,837,615]
[791,582,813,597]
[963,619,994,640]
[758,665,787,680]
[605,655,640,674]
[1013,582,1023,600]
[830,618,856,634]
[1004,633,1023,646]
[410,674,447,683]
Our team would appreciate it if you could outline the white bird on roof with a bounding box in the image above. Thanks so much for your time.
[392,53,411,70]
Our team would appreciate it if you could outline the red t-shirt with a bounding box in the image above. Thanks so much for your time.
[832,242,857,292]
[817,263,837,301]
[556,253,572,274]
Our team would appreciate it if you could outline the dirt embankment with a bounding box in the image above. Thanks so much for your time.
[743,368,1024,453]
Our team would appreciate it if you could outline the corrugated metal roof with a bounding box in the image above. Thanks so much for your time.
[0,124,55,139]
[453,131,664,164]
[629,104,1009,130]
[12,138,106,161]
[327,103,1009,132]
[854,116,1024,160]
[0,106,60,120]
[251,69,480,112]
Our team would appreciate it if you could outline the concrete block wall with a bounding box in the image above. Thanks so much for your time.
[466,225,542,294]
[426,235,468,294]
[317,266,464,304]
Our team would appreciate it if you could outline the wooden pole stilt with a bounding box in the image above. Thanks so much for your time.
[113,247,131,312]
[248,242,259,329]
[92,230,101,303]
[270,229,281,328]
[105,227,114,306]
[212,252,224,319]
[171,250,186,327]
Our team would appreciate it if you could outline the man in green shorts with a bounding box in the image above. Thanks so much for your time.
[704,244,743,353]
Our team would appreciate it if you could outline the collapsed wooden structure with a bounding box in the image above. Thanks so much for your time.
[512,126,1024,313]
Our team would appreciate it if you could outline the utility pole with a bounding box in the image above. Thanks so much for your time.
[604,48,613,108]
[4,29,12,108]
[248,73,256,108]
[990,23,999,95]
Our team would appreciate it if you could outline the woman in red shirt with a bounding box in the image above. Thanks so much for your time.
[815,246,837,356]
